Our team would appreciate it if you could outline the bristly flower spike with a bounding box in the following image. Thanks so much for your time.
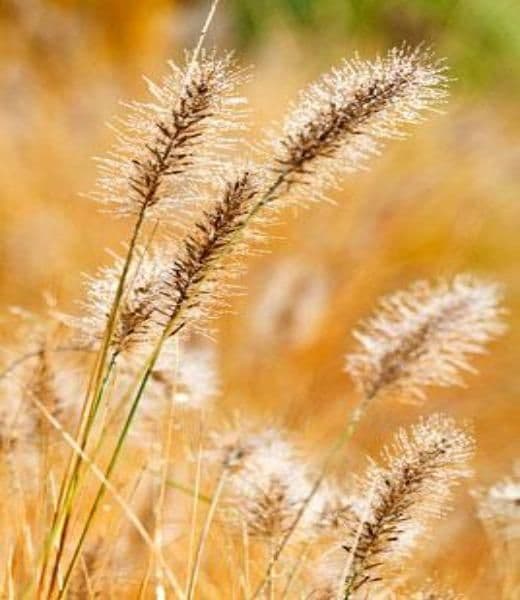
[267,44,449,207]
[67,248,169,355]
[210,425,314,541]
[341,414,474,595]
[94,50,248,218]
[156,167,261,335]
[346,274,505,402]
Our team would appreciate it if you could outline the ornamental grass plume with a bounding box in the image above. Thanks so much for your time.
[475,468,520,598]
[249,275,504,598]
[207,424,318,541]
[95,51,247,218]
[222,432,312,541]
[476,467,520,542]
[311,482,358,540]
[265,44,448,208]
[339,414,474,597]
[346,275,505,402]
[155,167,261,335]
[80,43,450,357]
[2,4,512,597]
[68,248,168,355]
[308,415,474,599]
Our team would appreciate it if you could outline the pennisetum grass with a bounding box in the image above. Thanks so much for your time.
[0,2,513,598]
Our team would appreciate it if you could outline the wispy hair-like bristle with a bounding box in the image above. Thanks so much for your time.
[476,468,520,542]
[340,414,474,595]
[346,274,505,401]
[267,44,448,207]
[94,50,248,217]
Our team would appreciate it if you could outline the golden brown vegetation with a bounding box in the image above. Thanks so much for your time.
[0,2,518,599]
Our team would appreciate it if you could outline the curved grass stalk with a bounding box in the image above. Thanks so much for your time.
[185,433,205,594]
[280,541,312,599]
[23,394,185,600]
[42,208,146,597]
[44,347,121,597]
[56,332,170,598]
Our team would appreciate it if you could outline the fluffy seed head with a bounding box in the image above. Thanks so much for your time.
[68,249,168,354]
[268,44,448,206]
[346,275,505,401]
[476,469,520,542]
[407,582,464,600]
[156,168,261,335]
[311,482,358,540]
[209,425,313,540]
[341,414,474,594]
[94,51,247,218]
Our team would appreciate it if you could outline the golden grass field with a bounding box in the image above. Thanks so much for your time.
[0,1,518,598]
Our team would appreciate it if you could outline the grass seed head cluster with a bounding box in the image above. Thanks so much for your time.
[0,5,515,599]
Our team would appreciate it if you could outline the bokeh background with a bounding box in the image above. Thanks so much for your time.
[0,0,519,595]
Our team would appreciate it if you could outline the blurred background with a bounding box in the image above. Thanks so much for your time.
[0,0,519,595]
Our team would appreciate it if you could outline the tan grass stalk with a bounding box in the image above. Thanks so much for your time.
[185,433,205,595]
[186,468,227,600]
[23,395,185,599]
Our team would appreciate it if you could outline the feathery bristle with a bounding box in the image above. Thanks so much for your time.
[68,249,168,354]
[209,425,313,540]
[156,168,260,334]
[407,582,464,600]
[94,51,247,217]
[341,414,474,595]
[267,44,448,206]
[476,469,520,542]
[312,482,358,539]
[346,274,505,401]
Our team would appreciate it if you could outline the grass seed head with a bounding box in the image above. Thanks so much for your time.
[346,274,505,402]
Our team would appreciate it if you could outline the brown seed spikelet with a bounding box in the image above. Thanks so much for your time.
[68,249,168,354]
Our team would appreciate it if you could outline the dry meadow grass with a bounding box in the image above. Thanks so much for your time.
[0,2,518,598]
